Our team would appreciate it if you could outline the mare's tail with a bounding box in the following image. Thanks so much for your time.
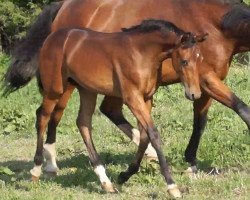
[2,1,63,96]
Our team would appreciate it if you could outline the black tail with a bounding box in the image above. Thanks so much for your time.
[2,1,63,96]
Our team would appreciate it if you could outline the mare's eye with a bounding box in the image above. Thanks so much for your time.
[181,59,188,66]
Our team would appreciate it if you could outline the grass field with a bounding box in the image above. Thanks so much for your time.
[0,53,249,199]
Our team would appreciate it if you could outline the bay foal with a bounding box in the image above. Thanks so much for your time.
[31,19,207,198]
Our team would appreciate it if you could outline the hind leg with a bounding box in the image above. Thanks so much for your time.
[31,96,59,181]
[184,93,212,174]
[43,84,75,174]
[100,96,157,159]
[185,71,250,174]
[77,89,116,193]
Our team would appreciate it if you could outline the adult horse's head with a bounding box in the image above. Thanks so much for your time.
[170,32,208,101]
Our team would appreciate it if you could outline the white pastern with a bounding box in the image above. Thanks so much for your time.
[94,165,112,184]
[186,165,198,173]
[167,184,178,190]
[30,165,42,177]
[132,128,158,159]
[145,143,158,159]
[43,143,59,173]
[131,128,140,145]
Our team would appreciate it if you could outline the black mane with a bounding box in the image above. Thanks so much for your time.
[221,3,250,38]
[122,19,185,35]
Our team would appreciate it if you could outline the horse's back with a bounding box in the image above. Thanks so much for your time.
[51,0,234,69]
[58,28,121,95]
[52,0,233,32]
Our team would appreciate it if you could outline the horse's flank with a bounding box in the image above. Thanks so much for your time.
[40,20,185,98]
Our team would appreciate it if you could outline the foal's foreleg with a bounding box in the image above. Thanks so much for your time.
[44,84,75,174]
[31,97,58,181]
[118,100,152,184]
[119,97,181,198]
[77,90,116,193]
[118,123,150,183]
[100,96,157,159]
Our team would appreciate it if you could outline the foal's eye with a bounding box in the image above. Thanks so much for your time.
[181,59,188,66]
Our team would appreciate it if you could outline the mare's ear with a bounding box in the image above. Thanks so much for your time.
[194,33,208,43]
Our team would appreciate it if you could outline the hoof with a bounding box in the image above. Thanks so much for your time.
[168,185,182,198]
[144,156,159,162]
[185,166,197,177]
[144,144,158,161]
[44,166,59,176]
[101,182,118,193]
[44,171,58,177]
[117,172,129,185]
[31,175,39,182]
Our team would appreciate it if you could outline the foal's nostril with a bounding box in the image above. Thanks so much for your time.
[192,94,195,101]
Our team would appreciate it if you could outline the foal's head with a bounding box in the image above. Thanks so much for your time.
[170,32,207,101]
[123,19,207,101]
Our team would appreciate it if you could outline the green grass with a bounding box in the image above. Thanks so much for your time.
[0,54,249,199]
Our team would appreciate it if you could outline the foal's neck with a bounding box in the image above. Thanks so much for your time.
[128,31,177,60]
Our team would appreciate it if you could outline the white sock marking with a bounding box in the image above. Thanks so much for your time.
[167,184,178,190]
[94,165,111,184]
[186,166,198,173]
[145,143,158,158]
[43,143,59,172]
[30,165,42,177]
[132,128,140,145]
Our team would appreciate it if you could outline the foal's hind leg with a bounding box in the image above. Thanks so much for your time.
[43,84,75,174]
[31,96,58,181]
[119,97,181,198]
[77,89,116,193]
[100,96,157,159]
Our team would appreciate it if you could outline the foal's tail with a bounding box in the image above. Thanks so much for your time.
[2,1,63,96]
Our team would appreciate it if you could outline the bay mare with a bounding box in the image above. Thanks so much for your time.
[33,20,206,197]
[3,0,250,195]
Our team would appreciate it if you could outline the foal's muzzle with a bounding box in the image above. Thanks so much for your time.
[185,90,201,101]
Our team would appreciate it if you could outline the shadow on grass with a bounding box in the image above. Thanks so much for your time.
[0,151,134,193]
[2,151,244,193]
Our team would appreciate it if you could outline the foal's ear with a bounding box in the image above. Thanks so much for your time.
[180,32,192,45]
[194,33,208,43]
[174,33,190,48]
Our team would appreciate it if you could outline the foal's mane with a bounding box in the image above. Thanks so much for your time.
[122,19,185,35]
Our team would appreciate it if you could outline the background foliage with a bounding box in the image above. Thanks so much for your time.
[0,0,55,53]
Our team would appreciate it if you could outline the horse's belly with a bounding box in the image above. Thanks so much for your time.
[67,60,119,96]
